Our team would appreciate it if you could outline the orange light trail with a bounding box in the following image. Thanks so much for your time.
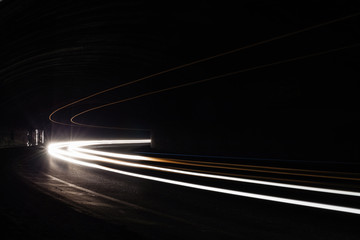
[48,140,360,215]
[49,12,360,128]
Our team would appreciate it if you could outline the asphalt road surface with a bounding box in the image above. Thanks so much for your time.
[12,140,360,240]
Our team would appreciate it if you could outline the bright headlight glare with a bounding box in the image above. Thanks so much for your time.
[47,139,360,215]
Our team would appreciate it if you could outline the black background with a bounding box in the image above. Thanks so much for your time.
[0,0,359,161]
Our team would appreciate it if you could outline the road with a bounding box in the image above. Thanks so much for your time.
[16,140,360,239]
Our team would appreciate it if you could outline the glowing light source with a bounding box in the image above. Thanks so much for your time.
[47,140,360,215]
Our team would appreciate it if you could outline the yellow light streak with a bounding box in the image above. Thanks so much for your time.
[68,143,360,197]
[150,158,360,181]
[48,140,360,215]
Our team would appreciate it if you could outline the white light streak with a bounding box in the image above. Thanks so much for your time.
[70,144,360,197]
[47,140,360,215]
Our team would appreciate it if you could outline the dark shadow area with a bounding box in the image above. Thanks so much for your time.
[0,148,144,240]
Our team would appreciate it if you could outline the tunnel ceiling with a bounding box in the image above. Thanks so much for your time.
[0,0,359,129]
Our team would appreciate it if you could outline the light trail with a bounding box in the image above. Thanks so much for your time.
[67,144,360,196]
[49,12,360,128]
[116,155,360,181]
[48,140,360,215]
[66,145,358,181]
[70,43,360,129]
